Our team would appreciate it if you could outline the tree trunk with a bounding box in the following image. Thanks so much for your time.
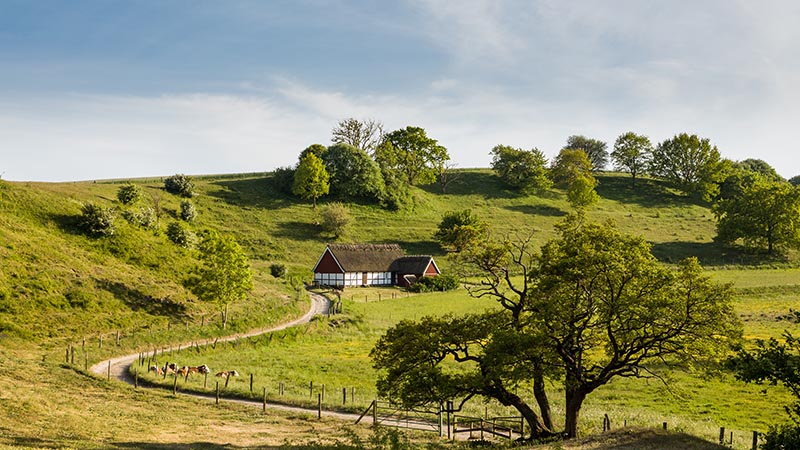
[494,386,552,438]
[222,304,228,330]
[533,365,554,431]
[564,387,587,439]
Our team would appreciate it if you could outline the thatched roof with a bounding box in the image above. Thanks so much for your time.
[390,256,436,274]
[327,244,405,272]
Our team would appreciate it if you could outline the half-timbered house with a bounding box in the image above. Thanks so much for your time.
[312,244,440,288]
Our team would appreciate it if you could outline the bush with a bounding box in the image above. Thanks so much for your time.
[761,424,800,450]
[78,202,116,237]
[165,221,196,248]
[116,183,142,205]
[270,263,287,278]
[319,203,351,238]
[122,207,158,230]
[179,200,196,222]
[272,166,296,195]
[408,274,460,293]
[164,174,194,198]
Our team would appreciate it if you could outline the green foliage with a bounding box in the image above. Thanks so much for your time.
[790,175,800,187]
[322,143,385,200]
[377,126,449,185]
[165,221,196,248]
[116,183,142,205]
[714,180,800,254]
[78,202,117,237]
[612,132,652,188]
[331,118,384,154]
[164,174,195,198]
[318,202,352,238]
[408,274,459,292]
[378,167,413,211]
[549,148,593,188]
[564,135,608,170]
[186,229,253,327]
[736,158,784,182]
[271,166,296,195]
[179,200,197,222]
[649,133,726,199]
[299,143,328,161]
[292,152,330,208]
[433,209,487,252]
[566,173,599,210]
[760,424,800,450]
[122,206,158,230]
[270,263,286,278]
[489,144,552,194]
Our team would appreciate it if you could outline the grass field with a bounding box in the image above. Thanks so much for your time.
[2,170,800,449]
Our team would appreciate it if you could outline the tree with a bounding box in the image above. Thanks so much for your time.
[563,135,608,171]
[164,174,194,198]
[736,158,784,182]
[299,143,327,161]
[611,132,652,188]
[714,179,800,254]
[373,216,742,440]
[271,166,297,195]
[78,202,116,237]
[529,217,741,438]
[566,173,599,210]
[649,133,726,199]
[790,175,800,187]
[377,127,450,186]
[166,221,197,248]
[729,334,800,449]
[322,143,385,201]
[490,145,552,194]
[433,209,487,252]
[292,152,330,208]
[318,202,351,238]
[117,183,142,205]
[549,148,593,188]
[187,230,253,329]
[331,118,384,155]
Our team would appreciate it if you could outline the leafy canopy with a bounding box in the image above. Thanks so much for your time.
[563,135,608,171]
[187,229,253,312]
[377,126,450,186]
[434,209,487,253]
[611,132,652,188]
[489,145,552,194]
[292,152,330,208]
[649,133,726,199]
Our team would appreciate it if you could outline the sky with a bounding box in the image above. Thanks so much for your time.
[2,0,800,181]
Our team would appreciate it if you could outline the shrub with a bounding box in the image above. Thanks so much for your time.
[122,207,158,230]
[761,424,800,450]
[116,183,142,205]
[319,203,351,238]
[78,202,116,237]
[165,221,196,248]
[179,200,197,222]
[164,174,194,197]
[270,263,287,278]
[272,166,296,195]
[409,274,460,293]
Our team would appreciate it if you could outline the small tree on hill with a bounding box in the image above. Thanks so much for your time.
[292,152,330,208]
[78,202,116,237]
[164,174,194,198]
[187,229,253,329]
[563,135,608,171]
[649,133,726,199]
[117,183,142,205]
[179,200,197,222]
[490,145,551,194]
[611,132,652,189]
[434,209,488,252]
[319,203,352,238]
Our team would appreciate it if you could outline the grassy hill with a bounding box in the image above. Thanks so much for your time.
[0,170,798,449]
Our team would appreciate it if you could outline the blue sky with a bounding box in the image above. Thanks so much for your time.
[2,0,800,181]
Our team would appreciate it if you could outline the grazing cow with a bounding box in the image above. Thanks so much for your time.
[215,370,240,379]
[163,363,177,375]
[148,365,164,376]
[176,366,190,377]
[188,364,210,375]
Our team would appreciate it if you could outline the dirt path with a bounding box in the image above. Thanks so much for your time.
[88,293,368,421]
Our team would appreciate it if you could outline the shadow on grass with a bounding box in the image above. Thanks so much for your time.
[111,443,277,450]
[95,279,189,319]
[650,241,787,267]
[273,220,326,243]
[595,174,708,208]
[205,176,293,210]
[418,171,518,199]
[505,204,567,217]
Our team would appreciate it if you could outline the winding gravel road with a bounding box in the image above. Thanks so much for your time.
[88,293,366,421]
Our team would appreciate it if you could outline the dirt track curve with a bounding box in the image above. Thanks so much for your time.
[89,293,365,421]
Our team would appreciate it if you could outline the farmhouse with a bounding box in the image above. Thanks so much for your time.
[312,243,440,288]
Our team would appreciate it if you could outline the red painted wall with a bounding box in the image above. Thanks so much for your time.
[315,250,344,273]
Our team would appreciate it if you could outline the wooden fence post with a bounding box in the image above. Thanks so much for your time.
[263,387,267,413]
[107,361,111,381]
[203,372,208,389]
[134,368,139,388]
[250,373,254,393]
[663,422,667,430]
[719,427,725,445]
[173,375,178,395]
[317,393,322,419]
[71,346,75,365]
[373,399,378,425]
[65,347,69,364]
[343,387,347,405]
[84,351,88,371]
[116,330,120,346]
[309,381,313,398]
[752,431,759,450]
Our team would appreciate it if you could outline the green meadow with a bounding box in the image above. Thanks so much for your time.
[1,170,799,449]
